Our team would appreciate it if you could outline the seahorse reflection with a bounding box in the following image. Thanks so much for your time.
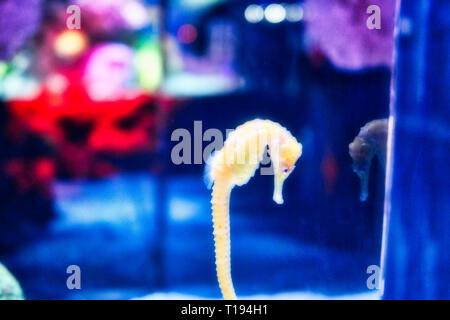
[349,119,388,201]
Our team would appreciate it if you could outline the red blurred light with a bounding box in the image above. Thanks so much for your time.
[177,24,197,44]
[321,151,339,194]
[34,158,55,183]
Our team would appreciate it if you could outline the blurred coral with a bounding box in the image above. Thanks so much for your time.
[7,68,176,178]
[304,0,397,70]
[75,0,154,33]
[0,263,24,300]
[0,0,42,61]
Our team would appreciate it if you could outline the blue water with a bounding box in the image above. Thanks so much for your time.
[1,173,377,299]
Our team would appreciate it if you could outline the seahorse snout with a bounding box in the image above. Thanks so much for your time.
[273,175,285,204]
[273,193,284,205]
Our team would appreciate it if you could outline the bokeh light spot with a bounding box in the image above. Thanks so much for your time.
[264,4,286,24]
[53,30,88,59]
[245,4,264,23]
[177,24,198,44]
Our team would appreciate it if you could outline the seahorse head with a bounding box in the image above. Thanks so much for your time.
[271,137,302,204]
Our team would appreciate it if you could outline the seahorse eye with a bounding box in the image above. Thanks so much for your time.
[283,167,289,173]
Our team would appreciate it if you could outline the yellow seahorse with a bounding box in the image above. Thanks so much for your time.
[204,119,302,299]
